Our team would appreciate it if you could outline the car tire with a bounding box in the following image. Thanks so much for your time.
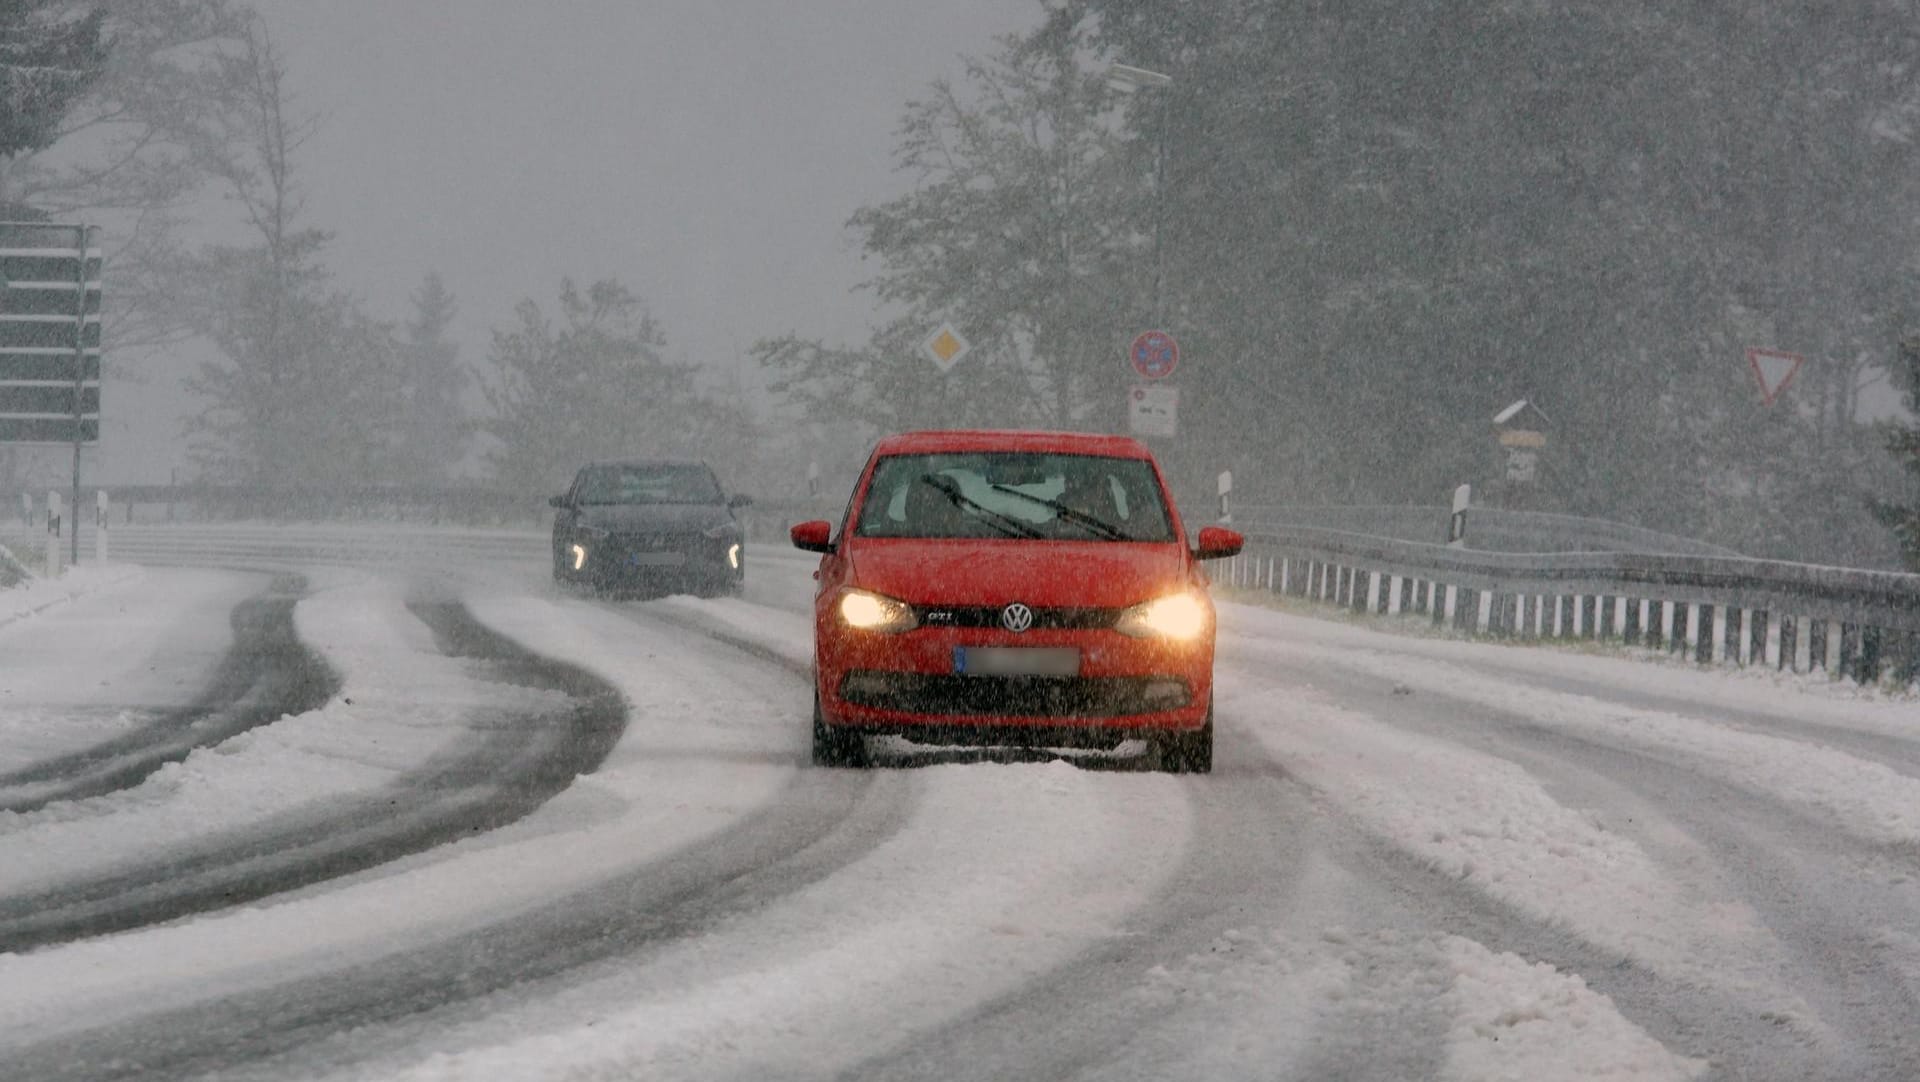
[1151,703,1213,774]
[811,693,867,768]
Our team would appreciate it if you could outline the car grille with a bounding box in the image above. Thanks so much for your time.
[611,529,701,552]
[837,671,1190,718]
[910,605,1120,630]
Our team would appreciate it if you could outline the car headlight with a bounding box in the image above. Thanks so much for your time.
[1115,591,1211,640]
[838,588,917,633]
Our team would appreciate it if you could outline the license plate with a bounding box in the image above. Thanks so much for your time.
[626,551,686,567]
[954,646,1079,677]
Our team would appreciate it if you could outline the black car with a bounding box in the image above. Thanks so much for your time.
[550,460,749,596]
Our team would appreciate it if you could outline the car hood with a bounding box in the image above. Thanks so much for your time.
[846,539,1192,609]
[573,503,734,533]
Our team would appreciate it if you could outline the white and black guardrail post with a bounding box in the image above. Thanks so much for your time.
[95,489,109,562]
[44,489,63,578]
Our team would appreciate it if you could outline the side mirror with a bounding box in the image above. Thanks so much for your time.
[1193,525,1244,561]
[790,519,835,554]
[728,493,753,509]
[548,495,571,509]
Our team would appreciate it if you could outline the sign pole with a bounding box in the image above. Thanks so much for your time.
[69,225,90,565]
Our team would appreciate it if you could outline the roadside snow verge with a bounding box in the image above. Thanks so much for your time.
[0,561,143,630]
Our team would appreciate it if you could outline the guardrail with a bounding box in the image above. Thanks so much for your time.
[1229,504,1742,556]
[1217,525,1920,686]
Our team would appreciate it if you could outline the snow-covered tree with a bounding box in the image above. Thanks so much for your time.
[178,15,406,489]
[762,24,1147,446]
[4,1,252,354]
[0,0,106,162]
[1872,335,1920,570]
[391,271,469,483]
[480,278,710,493]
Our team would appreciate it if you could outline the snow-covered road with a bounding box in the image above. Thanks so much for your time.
[1,545,1915,1080]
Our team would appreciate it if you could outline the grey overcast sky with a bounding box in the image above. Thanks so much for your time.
[254,0,1041,371]
[100,1,1040,481]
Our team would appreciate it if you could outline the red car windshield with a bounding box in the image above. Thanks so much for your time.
[853,451,1175,542]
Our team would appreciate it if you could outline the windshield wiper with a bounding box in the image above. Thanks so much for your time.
[987,484,1132,541]
[919,475,1043,539]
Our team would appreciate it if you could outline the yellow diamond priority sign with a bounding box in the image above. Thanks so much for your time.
[920,322,971,373]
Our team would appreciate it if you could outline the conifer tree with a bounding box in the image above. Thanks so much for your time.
[1872,335,1920,570]
[0,0,106,161]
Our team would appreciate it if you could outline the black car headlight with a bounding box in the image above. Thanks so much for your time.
[702,523,742,570]
[569,526,610,571]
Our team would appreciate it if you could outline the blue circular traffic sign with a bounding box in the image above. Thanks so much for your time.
[1130,330,1179,380]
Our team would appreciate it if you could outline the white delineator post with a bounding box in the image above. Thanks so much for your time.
[45,490,64,577]
[95,490,110,562]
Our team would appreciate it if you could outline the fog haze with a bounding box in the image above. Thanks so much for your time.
[110,0,1037,481]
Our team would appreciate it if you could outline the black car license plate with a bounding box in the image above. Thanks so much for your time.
[954,646,1080,677]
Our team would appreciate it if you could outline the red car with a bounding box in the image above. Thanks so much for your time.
[790,430,1243,772]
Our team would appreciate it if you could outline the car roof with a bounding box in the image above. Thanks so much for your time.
[871,429,1156,460]
[582,459,713,470]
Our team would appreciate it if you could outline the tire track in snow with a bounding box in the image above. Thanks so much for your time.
[1222,647,1920,1080]
[0,722,908,1082]
[0,599,622,953]
[0,574,335,814]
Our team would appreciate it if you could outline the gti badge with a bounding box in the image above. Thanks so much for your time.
[1000,602,1034,633]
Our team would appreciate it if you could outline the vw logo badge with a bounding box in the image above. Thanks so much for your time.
[1000,602,1035,633]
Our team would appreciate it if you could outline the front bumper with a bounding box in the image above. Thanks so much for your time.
[566,532,742,587]
[816,624,1213,737]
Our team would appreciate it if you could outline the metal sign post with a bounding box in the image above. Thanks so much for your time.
[1,222,102,566]
[68,225,93,565]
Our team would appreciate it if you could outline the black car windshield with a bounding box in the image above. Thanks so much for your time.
[854,452,1175,542]
[573,464,721,505]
